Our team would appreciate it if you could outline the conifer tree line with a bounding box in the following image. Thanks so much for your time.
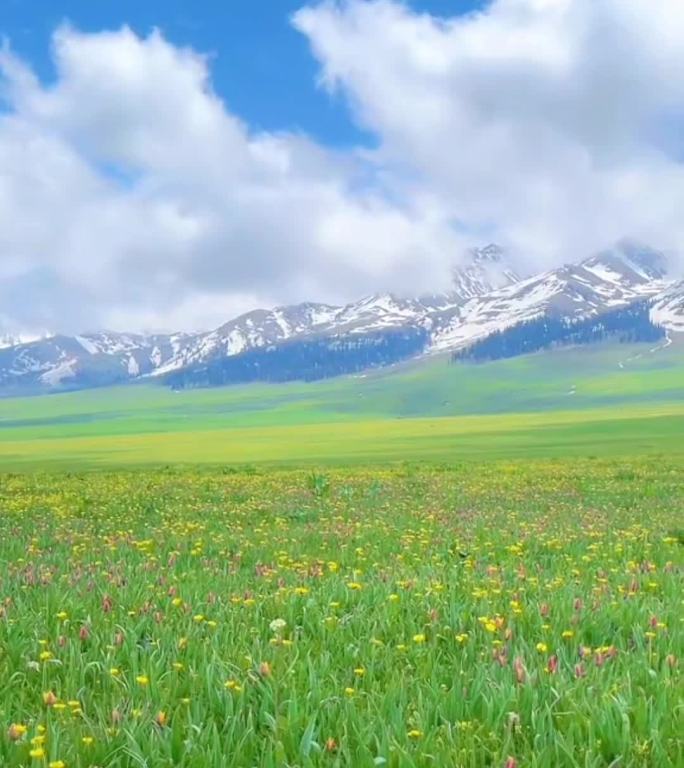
[453,301,664,363]
[166,328,430,388]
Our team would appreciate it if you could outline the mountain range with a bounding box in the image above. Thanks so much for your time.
[0,242,682,395]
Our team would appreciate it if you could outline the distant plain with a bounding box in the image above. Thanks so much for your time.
[0,340,682,469]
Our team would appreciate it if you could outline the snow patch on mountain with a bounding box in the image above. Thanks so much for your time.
[40,358,77,386]
[430,245,672,353]
[0,332,52,350]
[651,281,684,332]
[75,336,99,355]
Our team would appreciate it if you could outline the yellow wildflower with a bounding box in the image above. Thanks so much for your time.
[8,723,27,740]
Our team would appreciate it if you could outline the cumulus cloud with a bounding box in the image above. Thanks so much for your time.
[294,0,684,268]
[2,1,684,333]
[0,24,462,333]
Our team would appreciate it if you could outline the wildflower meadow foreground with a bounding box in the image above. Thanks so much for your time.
[0,459,681,767]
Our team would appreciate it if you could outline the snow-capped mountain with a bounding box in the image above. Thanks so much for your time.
[582,241,669,282]
[430,242,672,352]
[452,244,522,298]
[651,280,684,332]
[0,334,28,351]
[0,242,681,394]
[0,331,50,350]
[153,303,343,376]
[126,245,524,378]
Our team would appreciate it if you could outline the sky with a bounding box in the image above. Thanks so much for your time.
[1,0,684,334]
[4,1,482,148]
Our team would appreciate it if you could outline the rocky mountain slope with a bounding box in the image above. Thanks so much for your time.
[651,280,684,333]
[429,243,671,352]
[0,242,681,394]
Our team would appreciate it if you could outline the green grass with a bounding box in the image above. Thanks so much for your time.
[1,405,684,470]
[0,341,683,468]
[0,461,681,767]
[1,346,681,765]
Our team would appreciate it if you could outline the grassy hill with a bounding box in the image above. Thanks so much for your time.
[1,339,683,468]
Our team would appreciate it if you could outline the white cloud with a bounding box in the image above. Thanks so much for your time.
[294,0,684,268]
[2,1,684,334]
[0,24,461,333]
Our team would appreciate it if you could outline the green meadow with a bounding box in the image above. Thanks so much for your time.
[0,341,683,469]
[0,344,682,767]
[0,460,681,767]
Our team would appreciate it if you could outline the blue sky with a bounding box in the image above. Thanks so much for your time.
[3,0,482,146]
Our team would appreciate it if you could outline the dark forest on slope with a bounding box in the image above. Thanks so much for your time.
[165,328,429,388]
[453,301,664,362]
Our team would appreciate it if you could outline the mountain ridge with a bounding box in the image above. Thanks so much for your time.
[0,242,682,394]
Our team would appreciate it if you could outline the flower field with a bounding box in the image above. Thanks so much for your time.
[0,459,681,767]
